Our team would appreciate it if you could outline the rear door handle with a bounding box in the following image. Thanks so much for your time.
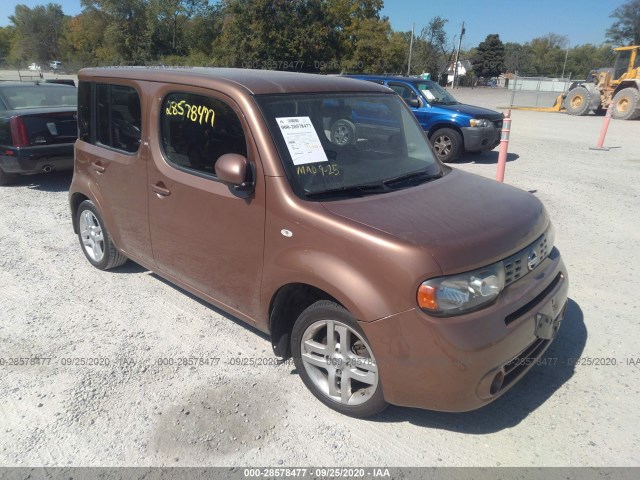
[151,183,171,197]
[91,162,105,173]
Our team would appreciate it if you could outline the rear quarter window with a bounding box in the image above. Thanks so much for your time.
[78,81,91,142]
[95,83,141,154]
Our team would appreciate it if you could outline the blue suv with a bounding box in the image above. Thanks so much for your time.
[344,75,504,162]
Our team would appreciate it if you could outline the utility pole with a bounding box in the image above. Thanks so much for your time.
[561,44,570,79]
[407,22,415,76]
[452,21,465,88]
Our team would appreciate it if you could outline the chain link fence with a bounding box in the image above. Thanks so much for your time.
[506,75,584,108]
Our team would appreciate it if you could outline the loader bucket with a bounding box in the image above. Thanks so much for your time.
[501,94,566,112]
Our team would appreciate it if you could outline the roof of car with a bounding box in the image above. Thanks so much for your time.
[78,67,392,95]
[344,75,435,84]
[0,82,75,89]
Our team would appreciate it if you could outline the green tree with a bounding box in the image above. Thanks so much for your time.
[213,0,340,72]
[182,3,221,58]
[503,42,532,74]
[81,0,151,64]
[147,0,208,57]
[325,0,383,61]
[60,7,110,67]
[408,16,449,77]
[471,33,505,77]
[527,33,568,76]
[8,3,66,65]
[606,0,640,45]
[565,44,615,80]
[0,26,15,65]
[341,16,401,73]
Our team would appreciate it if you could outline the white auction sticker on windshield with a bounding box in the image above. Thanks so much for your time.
[276,117,328,165]
[421,89,435,100]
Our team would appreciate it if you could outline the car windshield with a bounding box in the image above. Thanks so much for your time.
[0,85,77,110]
[256,93,442,200]
[413,81,459,105]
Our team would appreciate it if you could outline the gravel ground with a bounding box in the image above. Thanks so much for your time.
[0,84,639,468]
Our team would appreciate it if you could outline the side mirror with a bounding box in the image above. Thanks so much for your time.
[215,153,254,192]
[405,97,421,109]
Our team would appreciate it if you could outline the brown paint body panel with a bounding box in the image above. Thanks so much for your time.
[322,168,548,274]
[70,67,569,412]
[361,251,568,411]
[73,78,153,266]
[145,81,266,322]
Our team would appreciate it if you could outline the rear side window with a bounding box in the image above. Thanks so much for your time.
[160,92,247,177]
[388,83,417,101]
[78,81,91,142]
[96,84,141,153]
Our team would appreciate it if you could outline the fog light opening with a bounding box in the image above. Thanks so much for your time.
[490,370,505,395]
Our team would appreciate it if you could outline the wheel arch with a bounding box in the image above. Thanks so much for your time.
[268,282,342,359]
[427,122,464,140]
[69,192,90,233]
[68,175,116,244]
[613,80,640,96]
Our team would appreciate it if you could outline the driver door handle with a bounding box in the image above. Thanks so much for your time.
[152,183,171,197]
[91,161,105,173]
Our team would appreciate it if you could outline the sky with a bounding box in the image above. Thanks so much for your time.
[0,0,630,49]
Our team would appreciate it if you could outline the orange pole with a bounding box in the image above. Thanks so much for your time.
[591,102,614,150]
[496,110,511,183]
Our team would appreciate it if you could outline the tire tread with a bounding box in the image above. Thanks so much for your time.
[612,87,640,120]
[76,200,128,270]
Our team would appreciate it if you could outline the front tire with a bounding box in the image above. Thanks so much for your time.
[612,87,640,120]
[76,200,127,270]
[291,300,388,418]
[430,127,462,162]
[330,119,356,146]
[564,87,591,116]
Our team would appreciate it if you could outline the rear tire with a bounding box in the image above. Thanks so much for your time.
[564,87,591,116]
[430,128,462,162]
[291,300,388,418]
[0,167,17,186]
[612,87,640,120]
[76,200,127,270]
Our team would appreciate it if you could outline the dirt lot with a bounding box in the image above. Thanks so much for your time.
[0,85,639,468]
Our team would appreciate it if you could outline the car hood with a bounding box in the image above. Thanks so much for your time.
[321,169,548,274]
[434,103,503,121]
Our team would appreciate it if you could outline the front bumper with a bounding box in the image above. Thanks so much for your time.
[360,248,568,412]
[0,144,74,175]
[461,126,500,152]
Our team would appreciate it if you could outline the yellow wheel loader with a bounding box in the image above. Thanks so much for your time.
[565,45,640,120]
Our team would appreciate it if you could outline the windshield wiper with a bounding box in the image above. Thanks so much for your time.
[304,182,387,199]
[382,169,442,187]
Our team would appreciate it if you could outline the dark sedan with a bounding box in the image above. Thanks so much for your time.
[0,82,77,185]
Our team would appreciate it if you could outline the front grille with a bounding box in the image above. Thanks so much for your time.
[505,273,562,325]
[503,231,551,287]
[502,338,551,389]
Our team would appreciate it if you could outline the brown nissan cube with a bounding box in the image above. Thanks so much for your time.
[69,67,568,417]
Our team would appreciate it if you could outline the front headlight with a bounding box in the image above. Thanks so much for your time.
[469,118,491,128]
[417,262,506,316]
